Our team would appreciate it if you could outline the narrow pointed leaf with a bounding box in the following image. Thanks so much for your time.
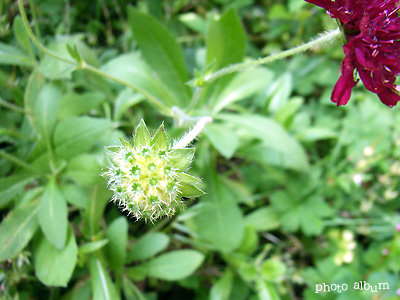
[0,202,39,262]
[179,183,205,197]
[168,148,195,170]
[151,123,168,150]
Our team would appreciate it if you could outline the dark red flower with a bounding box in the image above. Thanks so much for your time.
[306,0,400,107]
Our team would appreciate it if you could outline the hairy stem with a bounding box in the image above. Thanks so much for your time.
[202,28,341,85]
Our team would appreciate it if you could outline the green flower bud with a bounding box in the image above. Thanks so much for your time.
[102,120,204,222]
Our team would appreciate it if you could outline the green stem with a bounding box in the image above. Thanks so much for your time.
[17,0,171,115]
[0,98,29,114]
[202,28,341,85]
[18,0,75,64]
[0,149,49,178]
[27,0,41,39]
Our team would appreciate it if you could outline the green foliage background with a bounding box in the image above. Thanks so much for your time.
[1,0,400,299]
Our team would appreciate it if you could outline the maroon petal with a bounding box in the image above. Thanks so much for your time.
[377,88,400,107]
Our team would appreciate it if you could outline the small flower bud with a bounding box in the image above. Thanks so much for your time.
[102,120,204,222]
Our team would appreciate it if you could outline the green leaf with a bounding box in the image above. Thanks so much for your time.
[113,88,144,121]
[0,201,39,262]
[142,250,204,281]
[65,154,102,187]
[60,183,87,208]
[176,173,201,184]
[0,42,35,67]
[90,257,121,300]
[53,116,111,160]
[38,37,78,79]
[190,175,244,253]
[35,228,78,287]
[24,69,46,120]
[79,239,109,254]
[128,232,170,262]
[213,68,274,113]
[34,83,62,142]
[100,53,173,114]
[204,123,239,159]
[13,16,34,59]
[209,269,234,300]
[178,183,205,197]
[106,217,128,272]
[206,9,245,69]
[85,183,112,236]
[151,123,168,150]
[134,119,151,149]
[39,178,68,249]
[179,13,206,34]
[168,148,195,171]
[122,276,147,300]
[58,92,106,119]
[128,7,190,106]
[244,207,280,232]
[266,72,293,112]
[296,128,338,142]
[220,114,309,171]
[0,174,36,208]
[260,259,286,282]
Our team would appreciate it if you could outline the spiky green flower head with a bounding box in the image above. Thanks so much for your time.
[102,120,204,222]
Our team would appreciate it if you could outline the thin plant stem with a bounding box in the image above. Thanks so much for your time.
[0,98,29,114]
[172,115,212,149]
[27,0,41,39]
[202,28,341,85]
[17,0,171,115]
[0,150,49,178]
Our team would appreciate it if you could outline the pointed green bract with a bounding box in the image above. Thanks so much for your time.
[178,183,205,197]
[151,123,168,150]
[102,120,203,222]
[168,149,195,171]
[134,119,151,149]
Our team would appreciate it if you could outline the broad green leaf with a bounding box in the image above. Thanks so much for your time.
[237,226,258,255]
[65,154,102,187]
[128,7,190,106]
[100,53,172,114]
[206,9,245,69]
[0,174,35,208]
[35,228,78,287]
[143,250,204,281]
[219,114,309,171]
[244,207,280,232]
[209,269,234,300]
[85,183,112,236]
[53,116,111,160]
[13,16,34,59]
[128,232,170,262]
[58,92,106,119]
[0,201,39,262]
[213,68,274,113]
[0,42,35,67]
[273,97,303,129]
[106,217,128,272]
[204,123,239,159]
[90,257,120,300]
[134,119,151,149]
[60,183,87,208]
[113,88,144,121]
[34,83,62,142]
[190,174,244,253]
[39,178,68,249]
